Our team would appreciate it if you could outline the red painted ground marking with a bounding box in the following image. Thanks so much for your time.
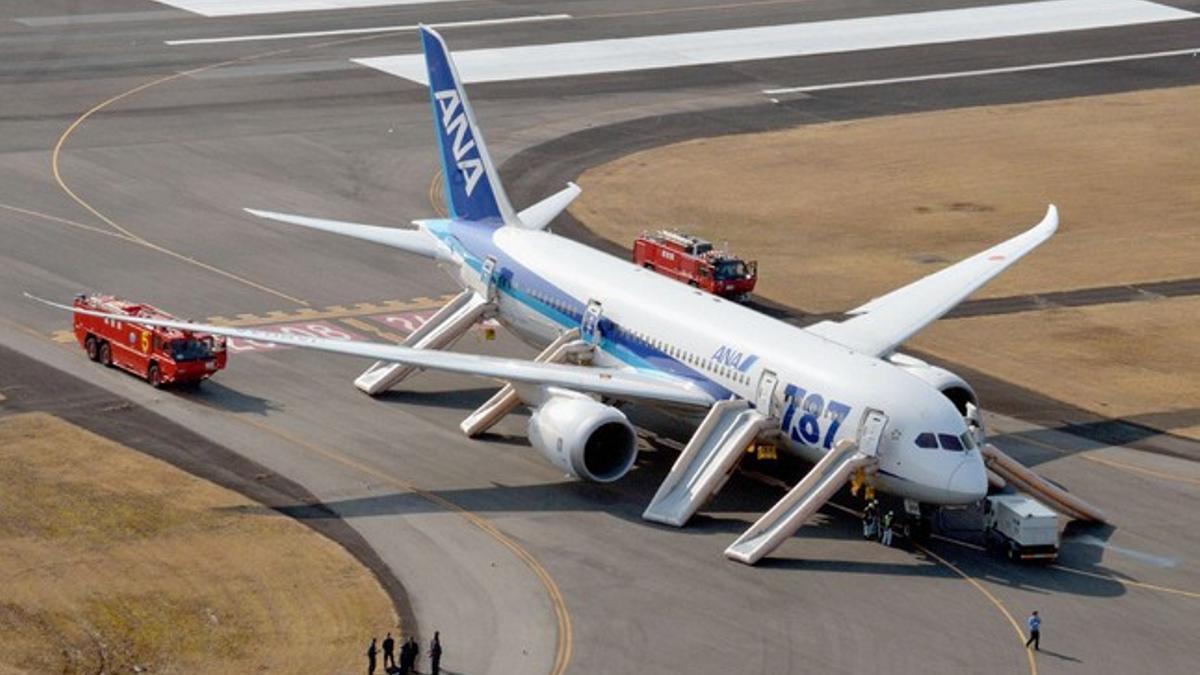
[226,320,365,353]
[367,309,436,335]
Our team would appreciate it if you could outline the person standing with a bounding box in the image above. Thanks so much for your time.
[863,500,878,539]
[383,633,396,671]
[408,636,421,673]
[1025,611,1041,650]
[881,510,895,547]
[367,638,379,675]
[399,638,412,675]
[429,631,442,675]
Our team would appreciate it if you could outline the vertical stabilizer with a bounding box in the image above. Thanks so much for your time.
[421,26,518,226]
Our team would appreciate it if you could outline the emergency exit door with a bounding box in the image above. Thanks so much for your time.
[857,409,889,458]
[581,300,603,345]
[755,370,778,416]
[474,256,498,301]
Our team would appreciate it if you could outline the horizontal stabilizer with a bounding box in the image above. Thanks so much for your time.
[518,182,581,231]
[243,208,449,261]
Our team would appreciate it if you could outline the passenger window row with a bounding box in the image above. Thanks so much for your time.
[514,281,754,388]
[622,329,752,386]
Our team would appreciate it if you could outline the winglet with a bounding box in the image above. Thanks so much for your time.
[421,25,519,227]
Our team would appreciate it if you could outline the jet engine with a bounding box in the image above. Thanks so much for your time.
[528,392,638,483]
[888,353,985,438]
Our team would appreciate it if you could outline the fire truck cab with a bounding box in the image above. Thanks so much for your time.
[72,294,227,388]
[633,230,757,300]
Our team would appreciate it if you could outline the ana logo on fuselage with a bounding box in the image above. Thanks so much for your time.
[434,89,484,197]
[712,345,756,371]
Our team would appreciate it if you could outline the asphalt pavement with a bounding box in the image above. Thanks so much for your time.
[2,2,1198,673]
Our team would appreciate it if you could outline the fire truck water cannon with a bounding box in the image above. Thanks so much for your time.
[633,229,757,300]
[72,293,227,388]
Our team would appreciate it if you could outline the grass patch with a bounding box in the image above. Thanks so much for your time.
[0,413,396,674]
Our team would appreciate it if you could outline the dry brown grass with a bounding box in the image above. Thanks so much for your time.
[572,86,1200,437]
[0,413,395,674]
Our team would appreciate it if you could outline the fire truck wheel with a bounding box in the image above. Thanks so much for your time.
[147,363,162,388]
[687,280,699,288]
[85,335,99,361]
[98,342,112,367]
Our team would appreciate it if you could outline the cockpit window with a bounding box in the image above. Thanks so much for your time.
[938,433,965,451]
[959,432,976,450]
[915,432,938,449]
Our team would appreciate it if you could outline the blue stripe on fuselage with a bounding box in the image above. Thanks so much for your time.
[427,219,734,400]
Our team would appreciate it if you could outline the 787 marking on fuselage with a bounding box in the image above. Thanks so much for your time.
[780,383,852,449]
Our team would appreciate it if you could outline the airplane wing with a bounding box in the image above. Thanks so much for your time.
[805,205,1058,357]
[243,209,451,261]
[29,295,715,408]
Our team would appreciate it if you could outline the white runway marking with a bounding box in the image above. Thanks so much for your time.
[165,14,572,46]
[352,0,1196,85]
[152,0,468,18]
[763,47,1200,94]
[16,10,188,26]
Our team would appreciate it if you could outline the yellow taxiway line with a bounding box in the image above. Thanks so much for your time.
[914,542,1039,675]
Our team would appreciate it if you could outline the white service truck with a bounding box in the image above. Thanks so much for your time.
[983,494,1060,563]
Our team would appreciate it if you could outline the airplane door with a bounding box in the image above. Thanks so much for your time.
[857,409,889,458]
[581,300,603,345]
[477,256,498,301]
[755,370,778,415]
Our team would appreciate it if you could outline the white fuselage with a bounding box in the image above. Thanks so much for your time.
[433,221,988,506]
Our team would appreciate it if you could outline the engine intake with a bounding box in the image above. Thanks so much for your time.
[889,352,985,440]
[528,393,638,483]
[888,353,978,414]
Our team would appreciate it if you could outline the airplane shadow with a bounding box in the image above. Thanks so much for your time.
[371,387,500,411]
[220,441,1127,598]
[194,381,1133,600]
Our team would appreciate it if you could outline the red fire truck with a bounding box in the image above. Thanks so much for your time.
[633,230,757,300]
[72,294,227,388]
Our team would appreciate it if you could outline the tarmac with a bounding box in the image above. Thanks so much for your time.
[2,1,1198,673]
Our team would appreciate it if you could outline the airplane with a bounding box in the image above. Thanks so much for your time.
[30,26,1104,564]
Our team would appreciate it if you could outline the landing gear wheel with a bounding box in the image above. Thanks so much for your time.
[85,335,99,361]
[98,342,112,367]
[147,363,162,388]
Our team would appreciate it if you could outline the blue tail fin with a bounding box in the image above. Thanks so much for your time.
[421,27,517,226]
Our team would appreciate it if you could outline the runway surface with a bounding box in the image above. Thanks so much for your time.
[3,1,1199,673]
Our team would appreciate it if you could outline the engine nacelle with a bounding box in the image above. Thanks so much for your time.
[527,393,638,483]
[888,353,982,431]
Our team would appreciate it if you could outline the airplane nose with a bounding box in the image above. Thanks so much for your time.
[946,455,989,504]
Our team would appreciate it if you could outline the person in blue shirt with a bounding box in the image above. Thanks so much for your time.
[1025,611,1041,650]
